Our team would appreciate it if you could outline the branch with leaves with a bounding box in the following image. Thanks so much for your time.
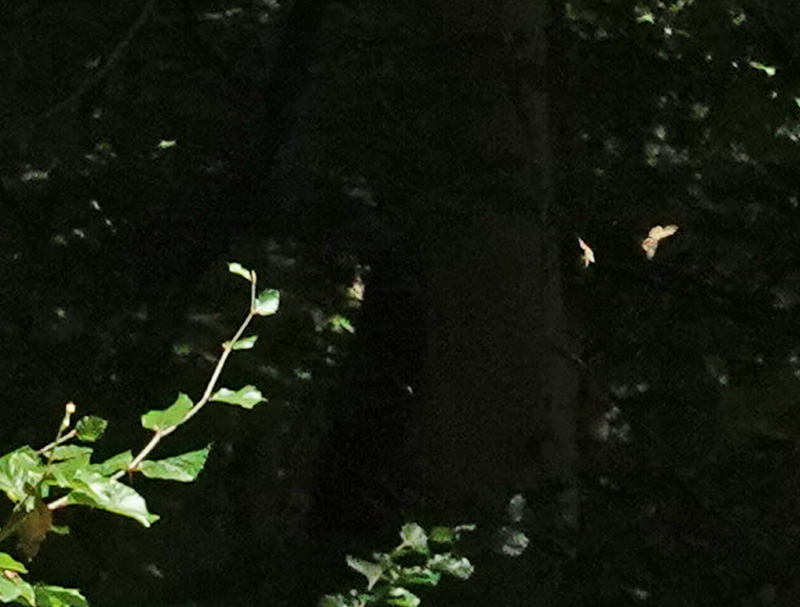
[321,523,475,607]
[0,262,277,606]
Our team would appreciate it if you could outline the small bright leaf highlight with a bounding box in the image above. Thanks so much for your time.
[749,61,776,77]
[211,386,265,409]
[141,393,194,432]
[228,262,253,281]
[346,555,386,590]
[226,335,258,350]
[254,288,280,316]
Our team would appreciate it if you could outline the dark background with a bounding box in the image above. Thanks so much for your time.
[2,0,800,605]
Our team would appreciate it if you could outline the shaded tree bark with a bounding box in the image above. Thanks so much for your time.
[260,0,582,603]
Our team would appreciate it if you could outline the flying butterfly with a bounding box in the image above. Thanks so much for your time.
[641,224,678,260]
[577,236,596,268]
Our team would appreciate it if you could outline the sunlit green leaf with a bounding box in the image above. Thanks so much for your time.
[346,555,386,590]
[749,61,776,77]
[156,140,177,150]
[399,523,428,552]
[139,447,210,482]
[67,470,159,527]
[429,526,455,544]
[90,451,133,476]
[254,288,280,316]
[228,262,252,281]
[141,393,194,431]
[210,385,264,409]
[329,314,355,334]
[49,446,93,461]
[0,552,28,573]
[49,455,93,488]
[386,587,421,607]
[319,593,365,607]
[395,566,440,587]
[226,335,258,350]
[636,12,655,24]
[34,584,89,607]
[428,554,474,579]
[429,524,474,545]
[0,447,44,503]
[0,573,35,605]
[493,526,529,557]
[75,416,108,442]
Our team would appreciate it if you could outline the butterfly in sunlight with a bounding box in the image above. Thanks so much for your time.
[641,224,678,260]
[577,237,596,268]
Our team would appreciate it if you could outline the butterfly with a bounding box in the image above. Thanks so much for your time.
[641,224,678,260]
[577,237,596,268]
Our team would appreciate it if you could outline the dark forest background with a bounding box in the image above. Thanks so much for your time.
[2,0,800,605]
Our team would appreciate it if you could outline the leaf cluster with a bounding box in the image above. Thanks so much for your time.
[0,263,278,606]
[321,523,475,607]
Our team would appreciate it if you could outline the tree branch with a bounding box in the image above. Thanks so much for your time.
[41,0,158,119]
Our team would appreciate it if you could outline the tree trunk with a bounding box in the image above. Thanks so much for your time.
[260,0,582,602]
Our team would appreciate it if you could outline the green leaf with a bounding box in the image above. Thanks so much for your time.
[319,593,364,607]
[429,524,474,545]
[34,585,88,607]
[329,314,355,334]
[386,587,421,607]
[75,416,108,442]
[0,574,35,606]
[228,262,253,281]
[346,555,386,590]
[210,385,264,409]
[494,527,529,557]
[429,526,455,544]
[0,552,28,574]
[399,523,428,552]
[0,447,44,503]
[67,470,159,527]
[428,554,474,579]
[139,447,210,482]
[254,288,280,316]
[141,393,194,431]
[90,451,133,476]
[49,446,93,461]
[395,566,440,587]
[227,335,258,350]
[749,61,776,77]
[48,455,93,488]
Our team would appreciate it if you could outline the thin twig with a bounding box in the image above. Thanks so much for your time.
[48,271,260,511]
[36,429,77,456]
[41,0,158,119]
[118,307,256,479]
